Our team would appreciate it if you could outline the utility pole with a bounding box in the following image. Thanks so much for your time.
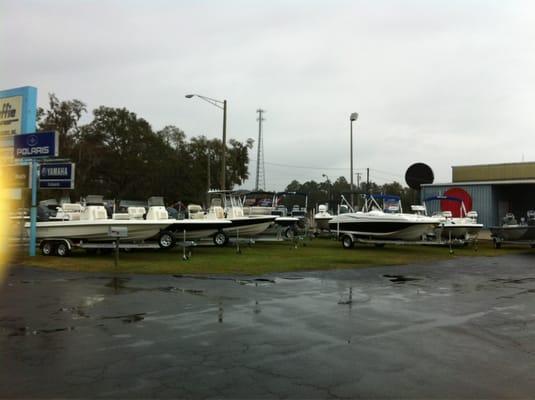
[206,152,211,207]
[255,109,266,191]
[356,172,362,190]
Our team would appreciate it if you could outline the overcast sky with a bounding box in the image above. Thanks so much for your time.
[2,0,534,190]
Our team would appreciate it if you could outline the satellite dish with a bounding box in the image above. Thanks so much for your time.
[405,163,434,190]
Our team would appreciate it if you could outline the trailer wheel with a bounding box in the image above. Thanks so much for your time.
[41,241,55,256]
[341,235,354,249]
[158,231,176,250]
[56,242,71,257]
[213,231,228,246]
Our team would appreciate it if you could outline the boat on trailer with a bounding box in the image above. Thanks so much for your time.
[329,194,441,248]
[415,195,483,241]
[490,211,535,248]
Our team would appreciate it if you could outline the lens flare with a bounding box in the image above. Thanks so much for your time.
[0,153,14,283]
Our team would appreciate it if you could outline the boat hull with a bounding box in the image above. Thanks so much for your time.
[490,225,535,241]
[329,214,439,241]
[167,220,232,240]
[28,220,173,242]
[437,223,484,240]
[223,216,277,236]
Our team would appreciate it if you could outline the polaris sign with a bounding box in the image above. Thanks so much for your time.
[13,131,58,159]
[40,162,75,189]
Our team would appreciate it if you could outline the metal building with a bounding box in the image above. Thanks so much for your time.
[421,162,535,227]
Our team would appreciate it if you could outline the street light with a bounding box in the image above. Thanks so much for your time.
[350,112,359,207]
[185,94,228,190]
[322,173,331,206]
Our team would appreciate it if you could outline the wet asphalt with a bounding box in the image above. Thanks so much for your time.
[2,253,535,399]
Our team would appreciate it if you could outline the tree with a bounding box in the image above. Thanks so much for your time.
[35,95,259,204]
[37,93,87,158]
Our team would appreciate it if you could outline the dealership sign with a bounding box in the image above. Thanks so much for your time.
[39,162,75,189]
[13,131,59,159]
[0,95,22,136]
[0,86,37,139]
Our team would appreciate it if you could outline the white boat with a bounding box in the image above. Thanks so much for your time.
[418,195,483,240]
[314,204,332,231]
[27,195,174,243]
[242,191,299,227]
[329,194,441,246]
[187,191,277,243]
[145,197,232,241]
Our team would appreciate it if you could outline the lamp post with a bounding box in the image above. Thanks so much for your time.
[186,94,227,190]
[322,173,331,208]
[350,112,359,207]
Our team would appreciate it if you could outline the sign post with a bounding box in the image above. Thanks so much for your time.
[13,131,59,256]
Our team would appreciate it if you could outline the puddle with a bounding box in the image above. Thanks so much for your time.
[383,274,421,284]
[174,274,275,286]
[173,274,235,281]
[491,277,535,285]
[101,313,146,323]
[159,287,204,295]
[7,326,75,337]
[338,287,370,305]
[57,306,90,319]
[237,278,275,286]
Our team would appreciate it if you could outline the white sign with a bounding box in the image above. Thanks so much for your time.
[0,95,22,136]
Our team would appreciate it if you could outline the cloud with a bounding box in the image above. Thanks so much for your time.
[2,0,535,189]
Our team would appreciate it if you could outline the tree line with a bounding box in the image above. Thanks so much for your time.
[37,94,253,205]
[284,177,419,212]
[37,93,417,210]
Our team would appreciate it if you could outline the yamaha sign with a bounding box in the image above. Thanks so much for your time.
[39,162,75,189]
[13,131,59,159]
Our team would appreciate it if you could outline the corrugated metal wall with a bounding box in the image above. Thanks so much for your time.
[453,162,535,182]
[420,184,495,227]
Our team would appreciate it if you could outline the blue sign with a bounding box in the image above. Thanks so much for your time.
[13,131,59,159]
[39,162,75,189]
[0,86,37,137]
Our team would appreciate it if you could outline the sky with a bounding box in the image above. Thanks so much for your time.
[2,0,535,190]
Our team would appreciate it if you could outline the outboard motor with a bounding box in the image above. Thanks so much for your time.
[502,213,518,226]
[37,205,50,221]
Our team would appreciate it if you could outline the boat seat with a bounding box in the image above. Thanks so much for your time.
[188,204,205,219]
[81,205,108,220]
[128,207,146,219]
[146,206,168,220]
[211,206,225,219]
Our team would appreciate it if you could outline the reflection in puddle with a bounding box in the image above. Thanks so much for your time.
[101,313,146,323]
[383,274,421,284]
[338,287,353,305]
[7,326,75,337]
[218,302,224,323]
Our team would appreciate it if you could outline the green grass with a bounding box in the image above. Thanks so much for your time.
[9,238,527,276]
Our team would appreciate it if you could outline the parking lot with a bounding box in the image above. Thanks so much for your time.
[2,253,535,398]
